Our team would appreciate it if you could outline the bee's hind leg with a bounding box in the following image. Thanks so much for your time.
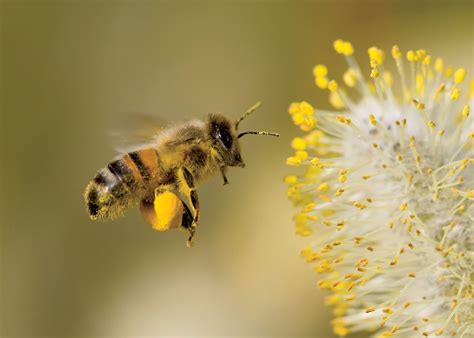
[180,202,196,247]
[178,167,200,246]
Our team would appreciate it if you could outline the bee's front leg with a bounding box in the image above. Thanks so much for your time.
[220,166,229,185]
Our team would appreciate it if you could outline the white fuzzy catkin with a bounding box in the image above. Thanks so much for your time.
[286,41,473,338]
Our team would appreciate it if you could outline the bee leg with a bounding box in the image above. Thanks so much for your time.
[179,166,200,233]
[220,166,229,185]
[180,201,196,248]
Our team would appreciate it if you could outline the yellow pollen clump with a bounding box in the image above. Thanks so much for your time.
[336,115,351,124]
[299,101,315,115]
[292,113,305,125]
[329,91,345,109]
[451,88,460,100]
[400,202,408,211]
[354,201,367,210]
[454,68,466,84]
[370,69,379,78]
[317,183,330,192]
[461,105,470,118]
[334,39,354,56]
[368,46,384,65]
[391,45,401,59]
[343,68,357,87]
[366,307,376,313]
[284,175,298,185]
[313,64,328,78]
[315,77,329,89]
[291,137,307,150]
[295,150,308,160]
[286,156,302,166]
[427,121,436,129]
[407,50,417,62]
[328,80,339,92]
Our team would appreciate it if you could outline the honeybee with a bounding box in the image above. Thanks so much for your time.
[84,102,279,246]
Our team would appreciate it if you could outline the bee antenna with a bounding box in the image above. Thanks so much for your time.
[237,130,280,138]
[235,101,262,130]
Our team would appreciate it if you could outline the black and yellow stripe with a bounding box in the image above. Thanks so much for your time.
[85,148,162,220]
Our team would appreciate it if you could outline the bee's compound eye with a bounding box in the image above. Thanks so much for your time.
[219,128,233,149]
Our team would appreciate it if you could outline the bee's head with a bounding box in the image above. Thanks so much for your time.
[207,102,279,168]
[208,113,245,167]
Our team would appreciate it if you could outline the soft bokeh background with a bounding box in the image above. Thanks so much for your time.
[1,1,472,337]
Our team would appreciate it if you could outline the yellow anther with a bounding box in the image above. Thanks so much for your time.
[336,115,351,124]
[342,41,354,55]
[438,129,445,137]
[423,55,431,65]
[368,46,384,65]
[412,98,425,109]
[295,150,308,160]
[339,175,347,183]
[362,175,372,180]
[408,272,417,278]
[396,154,403,161]
[315,76,328,89]
[406,50,417,62]
[368,114,377,126]
[400,202,408,211]
[391,45,401,59]
[370,69,379,78]
[284,175,298,185]
[291,137,307,150]
[403,302,411,308]
[335,188,344,197]
[328,80,338,92]
[292,113,305,125]
[299,101,315,115]
[434,58,443,73]
[333,39,345,54]
[310,157,321,166]
[329,91,345,109]
[317,183,329,192]
[365,307,376,313]
[461,105,470,118]
[390,256,399,266]
[286,156,302,166]
[353,201,367,210]
[301,115,317,131]
[454,68,466,84]
[416,49,426,59]
[451,88,460,100]
[313,64,328,78]
[427,121,436,129]
[343,68,357,87]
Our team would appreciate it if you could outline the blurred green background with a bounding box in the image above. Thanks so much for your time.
[1,1,472,337]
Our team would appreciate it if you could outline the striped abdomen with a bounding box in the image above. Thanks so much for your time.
[84,148,160,220]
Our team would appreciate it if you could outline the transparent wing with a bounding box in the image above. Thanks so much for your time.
[109,112,168,153]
